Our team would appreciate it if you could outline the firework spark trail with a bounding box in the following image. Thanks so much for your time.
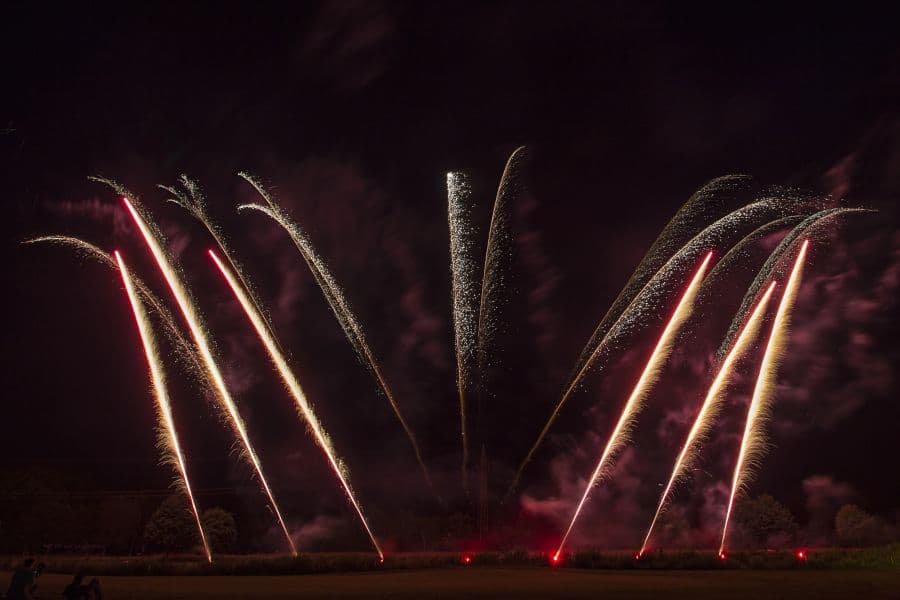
[162,176,281,353]
[24,236,207,384]
[115,251,212,563]
[446,172,479,491]
[507,198,793,498]
[554,252,713,560]
[475,146,527,384]
[638,281,777,556]
[716,208,873,361]
[719,240,809,557]
[121,197,298,556]
[564,176,756,384]
[703,216,803,291]
[236,180,437,500]
[209,250,383,559]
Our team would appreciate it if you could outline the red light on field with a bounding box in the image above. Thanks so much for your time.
[550,553,561,566]
[796,550,806,560]
[462,555,472,565]
[718,551,727,561]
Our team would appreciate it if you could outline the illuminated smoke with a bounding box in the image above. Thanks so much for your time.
[237,174,437,499]
[639,281,777,556]
[209,249,384,559]
[122,197,298,556]
[719,240,809,556]
[447,171,479,490]
[115,250,212,563]
[554,252,713,559]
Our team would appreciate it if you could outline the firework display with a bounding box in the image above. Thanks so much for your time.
[447,171,479,489]
[639,281,777,557]
[506,195,813,497]
[122,197,297,556]
[719,240,810,556]
[29,159,863,561]
[554,252,712,559]
[209,250,383,559]
[237,175,436,500]
[115,251,213,563]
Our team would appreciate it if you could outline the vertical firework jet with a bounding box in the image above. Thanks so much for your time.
[121,198,298,556]
[555,252,713,559]
[638,281,778,556]
[719,240,809,556]
[447,172,479,491]
[475,147,526,386]
[208,249,384,559]
[473,147,526,504]
[237,175,436,500]
[115,251,212,563]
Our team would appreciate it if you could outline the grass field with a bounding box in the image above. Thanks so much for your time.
[6,567,900,599]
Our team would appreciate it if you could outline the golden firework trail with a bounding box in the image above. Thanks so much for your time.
[638,281,777,556]
[237,176,437,500]
[115,250,212,563]
[703,216,803,292]
[162,176,281,353]
[121,197,298,556]
[718,239,809,557]
[208,249,384,559]
[716,208,872,361]
[507,198,787,498]
[447,171,479,491]
[25,236,208,387]
[562,176,758,390]
[554,252,713,560]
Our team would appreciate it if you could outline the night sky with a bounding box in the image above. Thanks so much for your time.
[2,2,899,552]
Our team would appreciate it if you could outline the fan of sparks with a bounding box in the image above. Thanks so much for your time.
[26,148,873,561]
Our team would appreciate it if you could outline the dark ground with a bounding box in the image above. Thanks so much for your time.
[7,567,900,599]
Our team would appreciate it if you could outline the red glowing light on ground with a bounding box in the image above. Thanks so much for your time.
[718,552,727,560]
[796,550,806,560]
[462,555,472,565]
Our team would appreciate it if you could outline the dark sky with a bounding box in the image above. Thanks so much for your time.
[2,2,899,551]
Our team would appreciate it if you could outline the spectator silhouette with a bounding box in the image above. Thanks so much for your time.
[62,572,102,600]
[62,572,86,600]
[4,558,35,600]
[85,578,103,600]
[29,563,44,598]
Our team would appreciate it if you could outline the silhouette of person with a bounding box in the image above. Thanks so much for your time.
[85,578,103,600]
[61,572,102,600]
[4,558,35,600]
[62,572,87,600]
[28,563,44,598]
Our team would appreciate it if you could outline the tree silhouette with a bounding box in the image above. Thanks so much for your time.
[201,507,238,553]
[143,493,198,552]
